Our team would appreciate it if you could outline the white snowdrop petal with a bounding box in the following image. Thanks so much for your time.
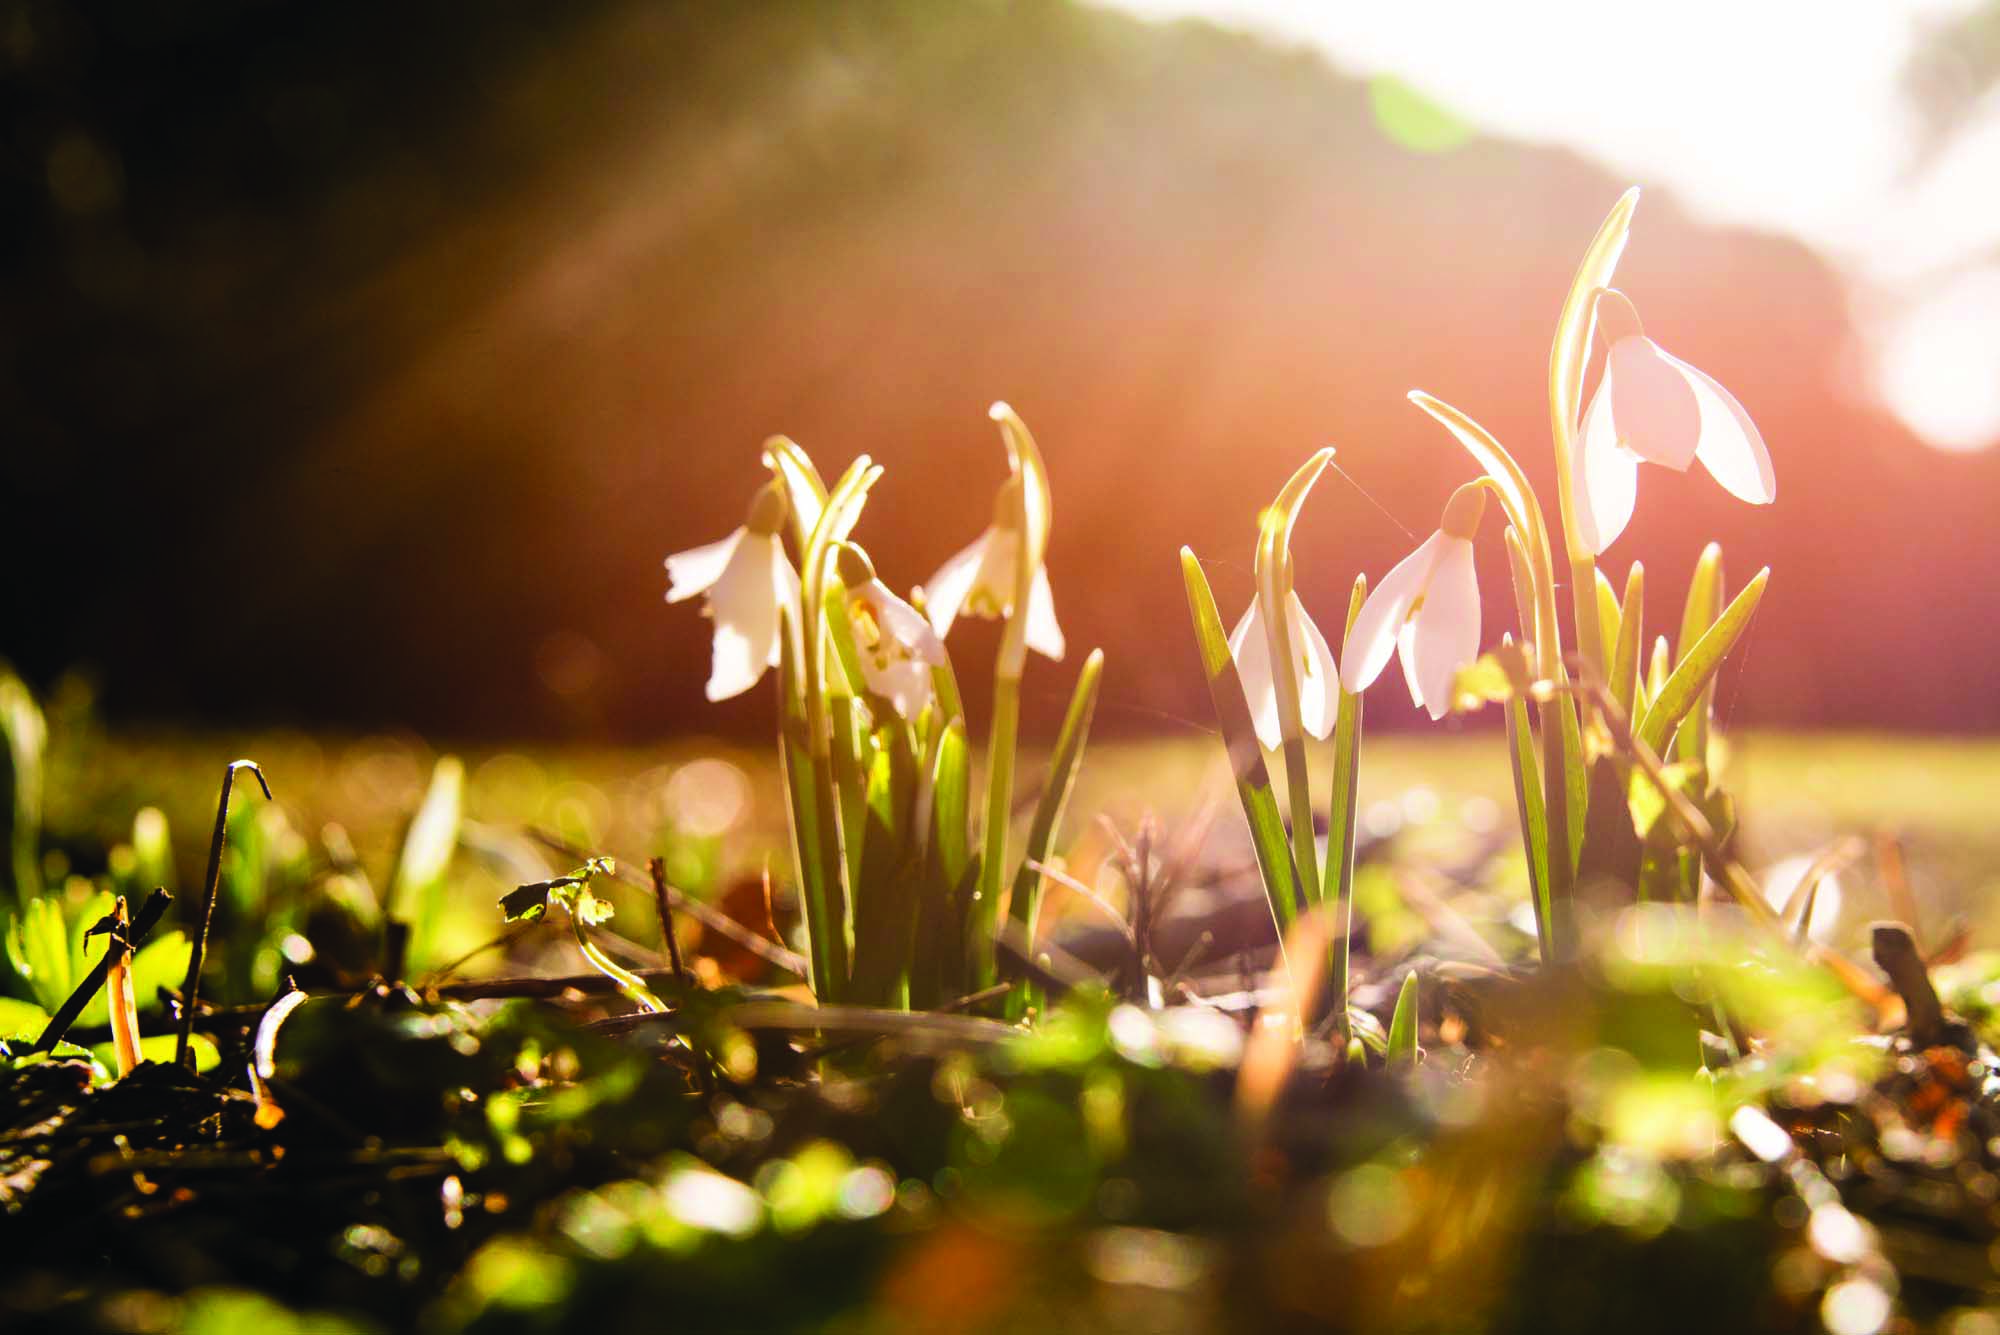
[1671,350,1777,505]
[1409,537,1481,722]
[1576,372,1641,555]
[665,531,744,604]
[1025,564,1065,661]
[1228,598,1282,751]
[1341,532,1442,694]
[705,622,763,703]
[1609,335,1702,471]
[921,531,989,639]
[703,534,784,699]
[1397,616,1426,712]
[766,544,801,667]
[865,582,948,666]
[1287,591,1340,741]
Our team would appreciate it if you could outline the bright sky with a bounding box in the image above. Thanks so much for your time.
[1098,0,2000,450]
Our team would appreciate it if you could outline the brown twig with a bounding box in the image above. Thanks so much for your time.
[648,857,687,980]
[177,760,271,1070]
[530,829,806,977]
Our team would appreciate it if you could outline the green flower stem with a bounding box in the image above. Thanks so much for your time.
[1254,451,1334,909]
[1325,574,1366,1035]
[971,672,1019,990]
[571,915,666,1014]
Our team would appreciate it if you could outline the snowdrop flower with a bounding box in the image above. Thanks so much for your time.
[1342,484,1486,721]
[838,546,948,719]
[664,481,800,702]
[1227,583,1339,752]
[1572,288,1776,553]
[921,475,1065,661]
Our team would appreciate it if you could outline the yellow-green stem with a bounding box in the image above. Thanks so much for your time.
[972,673,1020,989]
[573,916,667,1014]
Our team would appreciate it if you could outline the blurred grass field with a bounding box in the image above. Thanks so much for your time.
[39,711,2000,968]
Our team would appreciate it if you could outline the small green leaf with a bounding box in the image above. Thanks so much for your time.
[1448,649,1522,714]
[1638,568,1768,757]
[9,894,71,1012]
[94,1032,218,1074]
[1388,971,1421,1066]
[0,995,49,1040]
[129,932,192,1013]
[499,883,551,924]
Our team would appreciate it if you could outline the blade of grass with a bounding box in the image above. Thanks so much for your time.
[778,608,841,1000]
[1638,568,1768,757]
[1387,970,1420,1065]
[0,666,45,910]
[1502,639,1554,967]
[1610,562,1645,720]
[1675,543,1725,767]
[1005,649,1104,1019]
[388,755,463,972]
[1326,574,1366,1037]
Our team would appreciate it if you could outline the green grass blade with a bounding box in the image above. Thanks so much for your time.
[1592,564,1621,673]
[0,665,45,910]
[1638,568,1768,757]
[851,719,922,1007]
[1610,562,1645,720]
[1005,649,1103,1019]
[909,718,971,1009]
[1387,970,1420,1066]
[390,755,463,970]
[1180,548,1302,934]
[970,675,1019,991]
[779,608,843,1001]
[1645,634,1671,712]
[1326,574,1367,1034]
[1008,649,1103,943]
[1675,542,1725,767]
[1503,646,1553,968]
[830,697,870,905]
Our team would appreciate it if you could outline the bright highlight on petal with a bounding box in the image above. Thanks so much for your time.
[1574,376,1639,554]
[665,527,800,702]
[1343,530,1481,721]
[664,531,743,604]
[1341,532,1442,694]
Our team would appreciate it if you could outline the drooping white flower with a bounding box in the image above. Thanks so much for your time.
[1341,485,1485,721]
[1572,288,1776,554]
[839,547,949,720]
[664,482,800,702]
[921,475,1065,661]
[1228,591,1339,751]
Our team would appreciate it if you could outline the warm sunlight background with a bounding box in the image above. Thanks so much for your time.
[1104,0,2000,452]
[6,0,2000,737]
